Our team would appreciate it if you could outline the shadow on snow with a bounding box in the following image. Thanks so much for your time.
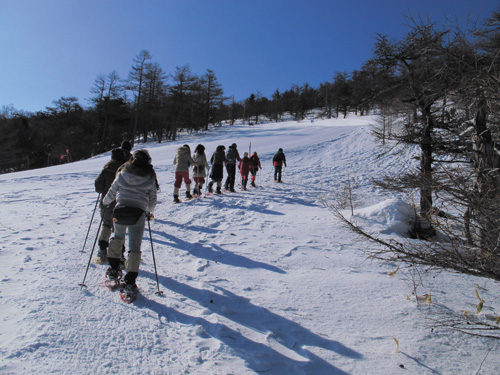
[138,273,363,375]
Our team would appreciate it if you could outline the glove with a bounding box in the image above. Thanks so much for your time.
[147,213,155,221]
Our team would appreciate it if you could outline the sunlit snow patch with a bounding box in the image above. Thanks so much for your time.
[353,198,415,237]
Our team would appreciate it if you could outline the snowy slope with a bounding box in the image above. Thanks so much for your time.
[0,116,499,374]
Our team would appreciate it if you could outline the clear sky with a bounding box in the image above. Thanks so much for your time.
[1,0,499,113]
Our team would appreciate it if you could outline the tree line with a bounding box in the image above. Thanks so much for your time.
[0,46,378,173]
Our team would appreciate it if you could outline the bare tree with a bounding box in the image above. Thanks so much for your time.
[127,50,152,145]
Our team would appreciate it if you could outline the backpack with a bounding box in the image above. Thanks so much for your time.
[273,152,284,162]
[226,148,237,163]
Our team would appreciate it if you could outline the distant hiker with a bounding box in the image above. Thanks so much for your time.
[192,144,210,196]
[249,152,262,187]
[173,144,196,203]
[121,140,133,161]
[94,148,126,263]
[224,143,241,192]
[239,152,251,190]
[273,148,287,183]
[103,149,157,296]
[208,145,226,194]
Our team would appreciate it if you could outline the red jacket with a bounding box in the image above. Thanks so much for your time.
[250,153,261,170]
[239,156,251,176]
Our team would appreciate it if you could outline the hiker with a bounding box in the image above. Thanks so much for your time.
[208,145,226,194]
[192,144,210,196]
[103,149,157,297]
[249,152,262,187]
[173,144,196,203]
[239,152,251,190]
[224,143,241,192]
[273,148,287,183]
[121,140,133,161]
[94,148,126,263]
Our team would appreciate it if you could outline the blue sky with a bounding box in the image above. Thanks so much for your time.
[1,0,499,113]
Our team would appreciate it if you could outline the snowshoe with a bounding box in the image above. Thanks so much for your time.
[120,283,139,303]
[105,267,123,290]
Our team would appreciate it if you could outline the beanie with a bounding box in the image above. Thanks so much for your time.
[121,140,132,152]
[111,148,125,161]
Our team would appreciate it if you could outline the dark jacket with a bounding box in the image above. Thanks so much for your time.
[210,146,226,181]
[95,159,125,207]
[211,147,226,166]
[273,151,287,167]
[225,145,241,165]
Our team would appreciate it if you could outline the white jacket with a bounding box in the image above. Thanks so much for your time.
[103,163,157,213]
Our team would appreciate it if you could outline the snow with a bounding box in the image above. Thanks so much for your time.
[1,115,499,374]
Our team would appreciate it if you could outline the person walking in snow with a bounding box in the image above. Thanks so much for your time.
[239,152,251,190]
[207,145,226,194]
[94,148,126,263]
[120,140,133,162]
[103,149,157,295]
[249,151,262,187]
[273,148,287,183]
[173,144,196,203]
[224,143,241,192]
[192,144,210,196]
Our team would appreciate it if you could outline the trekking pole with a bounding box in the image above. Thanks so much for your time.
[148,217,164,296]
[81,193,101,253]
[79,215,104,289]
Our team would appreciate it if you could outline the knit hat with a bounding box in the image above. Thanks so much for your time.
[111,148,125,161]
[244,152,248,157]
[121,140,132,152]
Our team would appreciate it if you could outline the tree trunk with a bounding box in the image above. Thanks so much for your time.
[471,99,500,255]
[414,104,436,238]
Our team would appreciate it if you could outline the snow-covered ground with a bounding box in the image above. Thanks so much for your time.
[0,116,499,374]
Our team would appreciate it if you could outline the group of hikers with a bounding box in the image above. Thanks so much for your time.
[172,142,286,202]
[93,140,287,299]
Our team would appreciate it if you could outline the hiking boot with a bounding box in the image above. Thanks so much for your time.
[106,267,122,281]
[251,181,256,187]
[96,249,107,262]
[122,283,139,300]
[123,283,138,292]
[208,182,213,193]
[173,195,180,203]
[216,187,222,194]
[186,191,193,199]
[119,254,126,269]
